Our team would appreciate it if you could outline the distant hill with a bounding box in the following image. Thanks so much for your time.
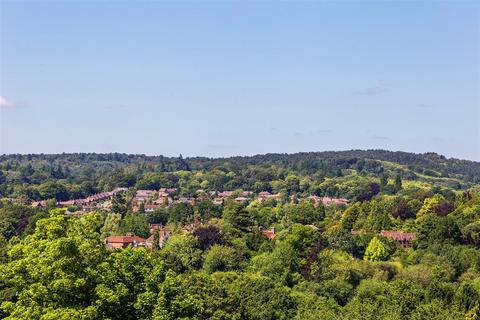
[1,150,479,187]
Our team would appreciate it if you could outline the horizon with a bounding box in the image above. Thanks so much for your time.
[1,1,479,160]
[0,148,478,163]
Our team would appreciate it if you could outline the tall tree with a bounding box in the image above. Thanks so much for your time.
[364,236,389,261]
[394,174,403,193]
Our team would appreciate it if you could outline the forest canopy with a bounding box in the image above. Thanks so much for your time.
[0,150,479,319]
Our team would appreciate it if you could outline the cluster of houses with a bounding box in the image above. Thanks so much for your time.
[306,195,349,206]
[132,188,177,212]
[105,224,416,251]
[104,223,279,250]
[31,187,127,210]
[104,224,172,249]
[212,190,255,205]
[131,188,349,212]
[23,186,349,217]
[104,224,173,249]
[352,229,417,248]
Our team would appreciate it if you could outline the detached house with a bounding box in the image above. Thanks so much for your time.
[321,197,349,206]
[218,191,233,198]
[261,227,276,240]
[104,233,146,249]
[380,230,416,248]
[234,197,248,203]
[145,224,171,248]
[256,191,280,202]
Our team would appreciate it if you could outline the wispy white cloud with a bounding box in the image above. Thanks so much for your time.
[353,81,391,96]
[317,129,332,133]
[0,96,14,108]
[416,103,433,109]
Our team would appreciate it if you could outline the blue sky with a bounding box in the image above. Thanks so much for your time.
[1,1,479,160]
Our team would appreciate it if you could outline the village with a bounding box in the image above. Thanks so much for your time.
[104,223,415,251]
[24,187,349,213]
[131,188,350,213]
[18,187,416,250]
[30,187,128,211]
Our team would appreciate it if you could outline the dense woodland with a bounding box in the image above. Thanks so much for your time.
[0,150,480,319]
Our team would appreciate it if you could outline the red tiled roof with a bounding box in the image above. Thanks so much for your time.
[380,230,416,241]
[262,227,276,240]
[105,235,146,244]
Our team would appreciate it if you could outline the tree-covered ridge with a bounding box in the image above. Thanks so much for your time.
[0,150,479,205]
[1,149,479,183]
[0,150,479,319]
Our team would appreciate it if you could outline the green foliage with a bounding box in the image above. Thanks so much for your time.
[0,204,38,239]
[0,213,107,319]
[223,203,254,232]
[160,234,202,273]
[203,245,240,274]
[100,212,122,238]
[364,237,390,261]
[1,151,480,319]
[282,201,325,225]
[169,203,194,224]
[121,213,149,238]
[416,214,462,248]
[417,194,453,218]
[111,193,128,215]
[394,174,403,193]
[152,229,160,250]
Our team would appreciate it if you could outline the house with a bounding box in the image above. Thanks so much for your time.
[144,204,161,212]
[135,190,158,202]
[132,189,159,211]
[158,188,177,197]
[104,233,146,249]
[83,188,126,206]
[380,230,416,248]
[218,191,233,198]
[261,227,276,240]
[321,197,349,206]
[234,197,248,203]
[32,200,47,208]
[306,195,322,205]
[31,187,126,210]
[306,195,348,206]
[96,201,112,210]
[145,224,172,248]
[57,200,76,207]
[213,197,223,205]
[149,223,164,234]
[176,197,197,205]
[153,196,170,206]
[257,191,280,202]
